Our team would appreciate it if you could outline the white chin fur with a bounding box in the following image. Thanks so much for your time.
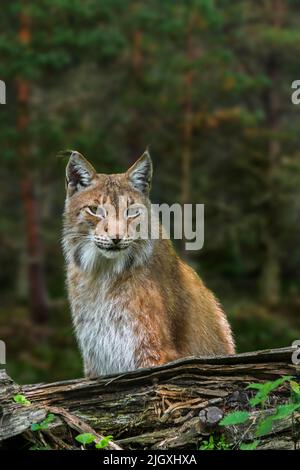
[69,239,154,276]
[78,241,130,275]
[97,248,126,259]
[79,242,102,272]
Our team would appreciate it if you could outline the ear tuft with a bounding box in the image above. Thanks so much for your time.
[127,150,153,195]
[65,151,96,196]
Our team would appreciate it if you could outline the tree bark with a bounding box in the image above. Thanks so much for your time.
[260,52,281,307]
[180,14,195,208]
[17,3,49,324]
[1,347,299,450]
[259,0,286,307]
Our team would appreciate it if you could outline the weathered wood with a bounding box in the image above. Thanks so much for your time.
[0,347,299,450]
[45,406,122,450]
[199,406,224,434]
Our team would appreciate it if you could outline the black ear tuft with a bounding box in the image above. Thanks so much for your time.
[127,150,153,195]
[65,151,96,196]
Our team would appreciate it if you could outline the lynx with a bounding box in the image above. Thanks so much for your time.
[63,150,235,377]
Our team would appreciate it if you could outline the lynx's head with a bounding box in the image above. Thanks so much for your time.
[63,150,154,274]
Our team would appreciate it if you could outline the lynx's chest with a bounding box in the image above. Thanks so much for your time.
[69,276,140,376]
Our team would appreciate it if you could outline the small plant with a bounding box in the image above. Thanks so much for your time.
[199,434,231,450]
[31,413,55,431]
[220,411,249,426]
[75,432,113,449]
[246,375,293,407]
[95,435,114,449]
[239,440,260,450]
[199,435,215,450]
[75,433,96,446]
[13,394,31,406]
[218,375,300,450]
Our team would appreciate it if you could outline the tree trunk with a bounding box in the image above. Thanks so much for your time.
[17,4,49,324]
[179,14,199,259]
[1,347,299,450]
[180,15,195,208]
[260,52,281,306]
[125,3,144,163]
[259,0,286,307]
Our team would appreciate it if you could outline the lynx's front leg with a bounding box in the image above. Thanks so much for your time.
[84,362,98,379]
[137,349,179,369]
[129,283,181,369]
[134,323,180,369]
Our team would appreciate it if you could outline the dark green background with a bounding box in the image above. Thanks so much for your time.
[0,0,300,384]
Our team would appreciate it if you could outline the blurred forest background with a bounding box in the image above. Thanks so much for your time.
[1,0,300,384]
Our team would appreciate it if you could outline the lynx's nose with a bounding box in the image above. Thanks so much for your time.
[111,237,121,245]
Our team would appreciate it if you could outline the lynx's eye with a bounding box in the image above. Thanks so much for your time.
[125,205,142,219]
[86,206,106,219]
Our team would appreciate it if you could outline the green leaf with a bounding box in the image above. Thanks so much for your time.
[47,414,55,421]
[75,433,96,445]
[240,440,260,450]
[290,381,300,395]
[199,434,231,450]
[13,394,31,406]
[31,423,41,431]
[199,435,215,450]
[220,411,249,426]
[249,395,264,407]
[31,413,56,431]
[254,401,300,438]
[268,376,293,390]
[246,383,263,390]
[272,403,300,421]
[217,434,231,450]
[95,435,113,449]
[290,380,300,404]
[250,376,293,407]
[255,417,273,436]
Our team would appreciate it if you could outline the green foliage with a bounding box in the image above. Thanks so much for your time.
[250,377,300,437]
[290,380,300,404]
[75,433,113,449]
[239,440,260,450]
[247,376,293,407]
[219,377,300,449]
[220,411,249,426]
[31,413,55,431]
[199,435,215,450]
[75,433,96,445]
[272,403,300,421]
[255,402,300,437]
[95,435,114,449]
[13,394,31,406]
[199,434,231,451]
[255,416,274,437]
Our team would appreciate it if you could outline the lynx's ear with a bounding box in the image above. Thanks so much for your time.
[127,150,153,195]
[65,151,97,196]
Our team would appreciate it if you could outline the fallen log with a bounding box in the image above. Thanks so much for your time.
[0,346,299,450]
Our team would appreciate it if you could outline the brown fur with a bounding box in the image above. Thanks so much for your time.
[63,150,235,376]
